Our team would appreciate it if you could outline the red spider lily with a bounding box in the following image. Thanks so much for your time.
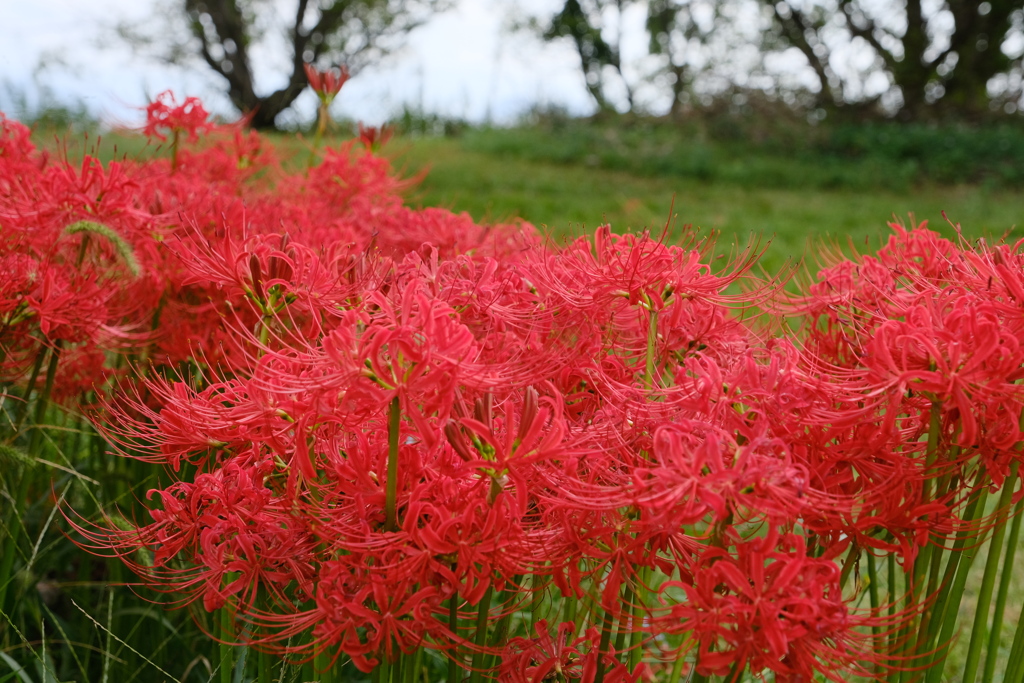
[357,123,394,152]
[304,64,350,105]
[404,479,530,605]
[500,621,643,683]
[143,90,213,142]
[655,534,898,682]
[633,420,812,530]
[246,552,452,673]
[857,295,1024,452]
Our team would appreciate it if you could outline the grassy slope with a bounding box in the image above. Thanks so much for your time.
[386,136,1023,276]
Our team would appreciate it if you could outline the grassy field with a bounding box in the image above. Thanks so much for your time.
[382,135,1024,276]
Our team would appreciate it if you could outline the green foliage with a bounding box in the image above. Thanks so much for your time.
[453,115,1024,191]
[1,83,98,133]
[391,104,469,138]
[384,132,1023,276]
[818,121,1024,186]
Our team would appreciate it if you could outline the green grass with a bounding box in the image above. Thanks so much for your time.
[385,135,1023,275]
[452,116,1024,189]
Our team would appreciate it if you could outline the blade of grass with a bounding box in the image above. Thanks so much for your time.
[0,653,34,683]
[69,597,182,683]
[102,591,113,683]
[41,603,87,683]
[0,345,61,619]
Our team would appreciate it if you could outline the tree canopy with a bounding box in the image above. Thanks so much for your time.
[531,0,1024,121]
[121,0,449,129]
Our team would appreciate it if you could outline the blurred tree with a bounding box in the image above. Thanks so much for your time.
[528,0,773,116]
[765,0,1024,120]
[536,0,638,111]
[119,0,449,129]
[646,0,743,116]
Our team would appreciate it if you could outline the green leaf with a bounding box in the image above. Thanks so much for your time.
[0,653,35,683]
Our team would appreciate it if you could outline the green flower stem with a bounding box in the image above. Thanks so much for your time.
[170,129,180,171]
[220,608,234,683]
[12,343,48,430]
[983,494,1024,683]
[666,654,686,683]
[644,309,658,390]
[385,396,401,532]
[316,650,335,683]
[899,402,942,683]
[886,552,899,683]
[1005,604,1024,683]
[487,575,522,670]
[916,467,986,661]
[573,581,599,640]
[530,573,548,632]
[961,462,1019,683]
[866,552,882,668]
[627,566,650,673]
[838,543,859,590]
[561,586,582,657]
[258,649,272,683]
[613,582,633,662]
[912,405,943,585]
[447,595,460,683]
[562,589,577,632]
[593,604,618,683]
[407,648,422,683]
[306,104,328,171]
[923,451,958,607]
[924,477,991,683]
[391,650,404,683]
[467,585,494,683]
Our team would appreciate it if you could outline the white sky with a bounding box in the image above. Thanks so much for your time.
[0,0,596,127]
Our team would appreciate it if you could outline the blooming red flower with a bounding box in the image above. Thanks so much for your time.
[304,64,350,104]
[655,534,895,682]
[357,123,394,152]
[500,621,641,683]
[143,91,213,142]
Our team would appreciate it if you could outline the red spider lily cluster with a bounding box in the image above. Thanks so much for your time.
[4,95,1024,683]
